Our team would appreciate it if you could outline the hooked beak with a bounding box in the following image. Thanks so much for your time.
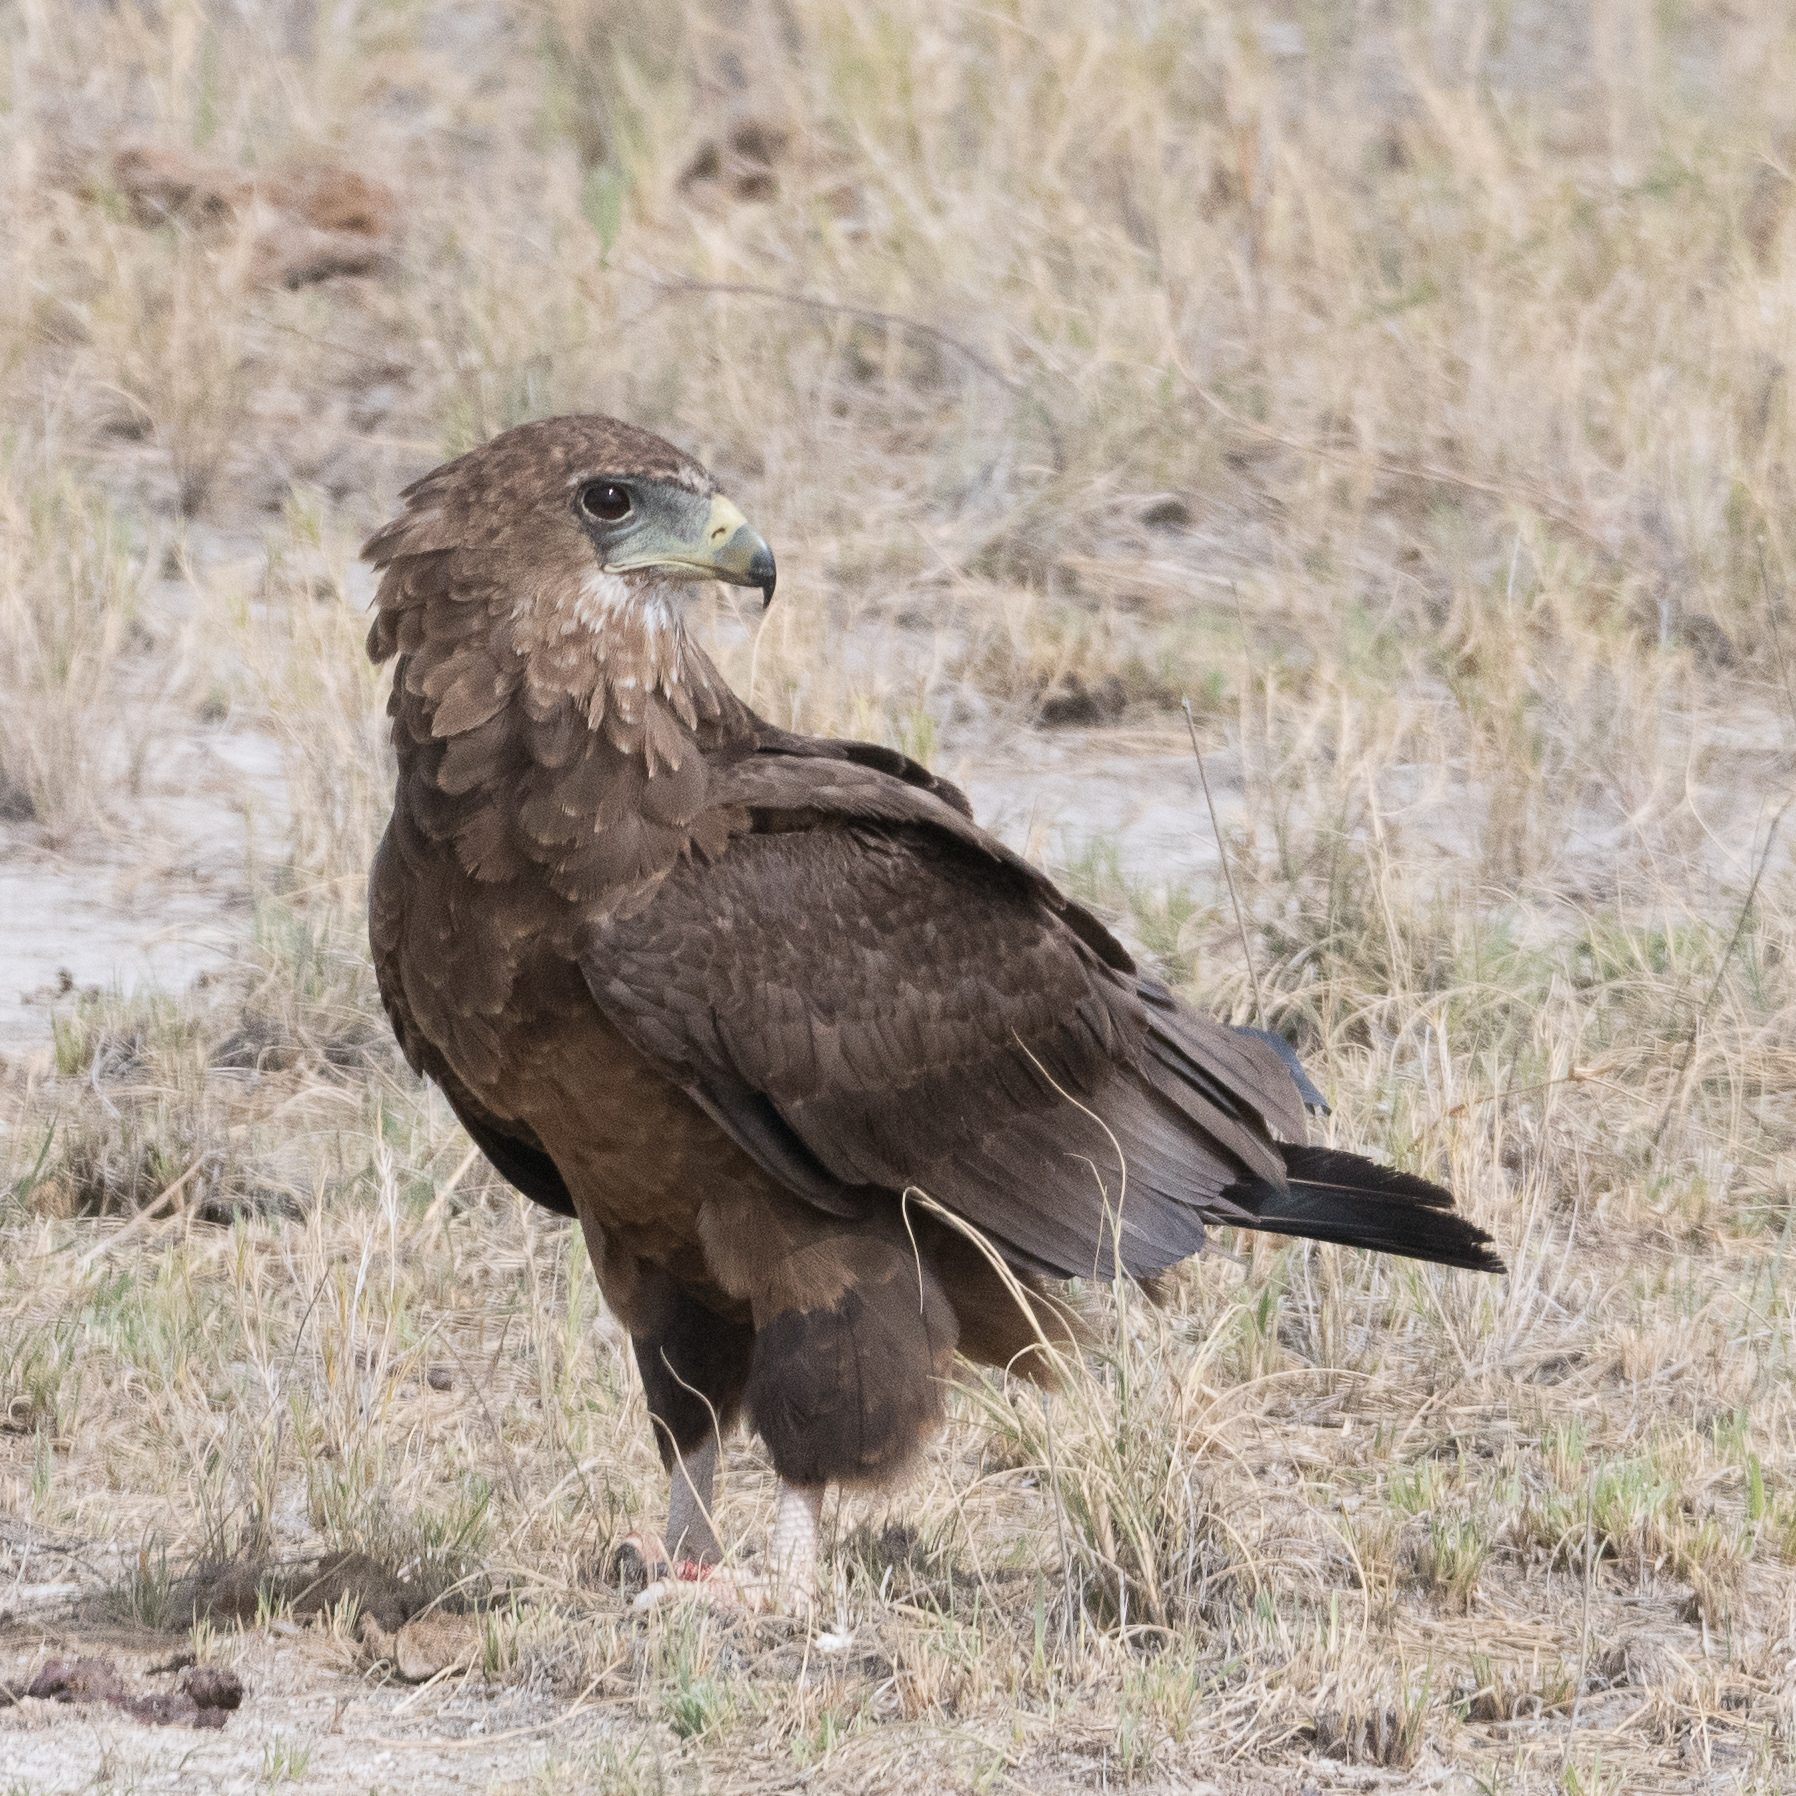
[702,496,778,607]
[604,493,777,607]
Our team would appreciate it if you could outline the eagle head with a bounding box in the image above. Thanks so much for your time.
[564,442,776,611]
[363,416,775,721]
[364,416,771,894]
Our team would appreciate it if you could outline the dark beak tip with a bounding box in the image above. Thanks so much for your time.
[752,547,777,608]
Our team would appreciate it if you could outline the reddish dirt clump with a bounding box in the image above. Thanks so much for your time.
[19,1656,244,1729]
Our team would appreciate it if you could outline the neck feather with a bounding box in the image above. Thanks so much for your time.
[514,569,746,746]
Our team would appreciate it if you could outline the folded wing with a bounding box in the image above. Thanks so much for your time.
[579,752,1309,1280]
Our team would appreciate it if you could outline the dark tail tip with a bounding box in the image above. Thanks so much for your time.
[1224,1144,1505,1274]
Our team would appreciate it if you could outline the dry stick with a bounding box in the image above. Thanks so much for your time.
[1181,373,1620,564]
[629,271,1069,471]
[1040,1388,1076,1654]
[1182,698,1265,1029]
[440,1332,527,1506]
[1650,792,1793,1155]
[1441,1064,1619,1119]
[631,272,1026,394]
[1565,1476,1598,1770]
[420,1143,481,1229]
[70,1155,209,1270]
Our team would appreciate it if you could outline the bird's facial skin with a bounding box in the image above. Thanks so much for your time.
[572,476,777,606]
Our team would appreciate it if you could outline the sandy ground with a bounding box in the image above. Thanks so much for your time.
[0,521,292,1058]
[0,1636,627,1796]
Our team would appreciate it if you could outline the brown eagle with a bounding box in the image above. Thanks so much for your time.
[364,416,1501,1609]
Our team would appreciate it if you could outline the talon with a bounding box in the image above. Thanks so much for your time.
[624,1480,821,1617]
[614,1530,670,1593]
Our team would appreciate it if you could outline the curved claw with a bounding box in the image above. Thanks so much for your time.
[626,1482,823,1617]
[614,1530,669,1595]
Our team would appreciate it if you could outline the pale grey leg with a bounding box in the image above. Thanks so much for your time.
[767,1481,824,1602]
[666,1432,721,1566]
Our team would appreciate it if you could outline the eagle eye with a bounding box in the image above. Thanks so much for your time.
[577,481,632,523]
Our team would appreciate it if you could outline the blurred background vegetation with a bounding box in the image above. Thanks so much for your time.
[3,2,1796,1790]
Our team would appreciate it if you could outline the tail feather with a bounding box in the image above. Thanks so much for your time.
[1222,1144,1504,1274]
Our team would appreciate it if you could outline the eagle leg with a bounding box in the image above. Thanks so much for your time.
[618,1430,724,1588]
[629,1276,754,1564]
[666,1430,721,1565]
[767,1479,825,1599]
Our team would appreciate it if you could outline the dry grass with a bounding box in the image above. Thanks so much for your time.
[4,0,1796,1789]
[0,463,150,835]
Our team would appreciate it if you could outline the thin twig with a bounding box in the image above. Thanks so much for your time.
[1651,792,1793,1155]
[1565,1475,1597,1767]
[1039,1392,1076,1653]
[70,1156,210,1270]
[1183,698,1264,1028]
[1179,370,1619,563]
[633,269,1070,476]
[420,1143,482,1229]
[630,272,1025,393]
[440,1333,527,1506]
[1441,1064,1621,1118]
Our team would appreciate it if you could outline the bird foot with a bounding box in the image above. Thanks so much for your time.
[622,1483,823,1617]
[617,1528,761,1612]
[630,1559,814,1616]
